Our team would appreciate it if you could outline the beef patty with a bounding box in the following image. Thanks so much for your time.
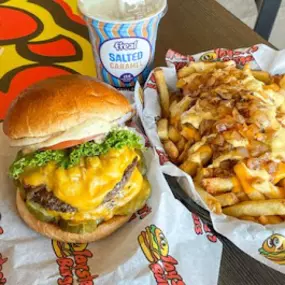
[25,157,139,213]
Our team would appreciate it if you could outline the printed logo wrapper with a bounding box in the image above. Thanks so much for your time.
[0,127,222,284]
[135,44,285,274]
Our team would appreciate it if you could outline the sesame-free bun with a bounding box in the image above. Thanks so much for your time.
[16,190,131,243]
[3,75,132,140]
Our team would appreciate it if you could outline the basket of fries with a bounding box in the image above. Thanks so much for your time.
[135,44,285,272]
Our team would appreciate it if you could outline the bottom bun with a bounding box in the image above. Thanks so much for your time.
[16,190,131,243]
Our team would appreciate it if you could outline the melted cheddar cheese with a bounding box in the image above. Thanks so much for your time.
[21,147,143,214]
[47,172,150,222]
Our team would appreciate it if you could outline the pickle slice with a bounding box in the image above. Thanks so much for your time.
[26,200,57,223]
[137,151,146,176]
[59,219,98,234]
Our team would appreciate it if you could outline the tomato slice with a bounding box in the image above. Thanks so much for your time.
[44,134,102,150]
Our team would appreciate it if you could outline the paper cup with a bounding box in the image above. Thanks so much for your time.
[78,0,167,88]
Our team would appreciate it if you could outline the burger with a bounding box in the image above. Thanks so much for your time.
[3,75,151,243]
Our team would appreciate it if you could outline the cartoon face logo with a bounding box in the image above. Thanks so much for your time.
[259,234,285,265]
[138,225,169,263]
[52,240,88,258]
[52,240,98,284]
[138,225,185,284]
[200,52,217,62]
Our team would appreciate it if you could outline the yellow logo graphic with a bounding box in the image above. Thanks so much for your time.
[200,52,217,61]
[138,225,169,263]
[138,225,185,284]
[52,240,98,284]
[52,240,88,258]
[259,234,285,265]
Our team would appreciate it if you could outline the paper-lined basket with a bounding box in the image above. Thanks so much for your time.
[135,44,285,273]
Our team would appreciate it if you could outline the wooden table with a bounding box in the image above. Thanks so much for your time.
[155,0,273,66]
[157,1,283,285]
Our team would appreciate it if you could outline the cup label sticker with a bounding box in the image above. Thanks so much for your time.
[99,37,151,83]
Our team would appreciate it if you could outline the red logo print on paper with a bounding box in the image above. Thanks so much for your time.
[192,213,217,243]
[129,204,152,222]
[0,254,8,285]
[156,148,169,165]
[166,49,195,71]
[52,241,98,285]
[0,214,7,285]
[199,45,259,66]
[145,72,157,90]
[138,225,185,285]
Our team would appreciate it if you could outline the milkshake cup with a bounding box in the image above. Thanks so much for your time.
[78,0,167,88]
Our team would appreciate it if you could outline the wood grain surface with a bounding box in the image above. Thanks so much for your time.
[158,1,284,284]
[155,0,273,66]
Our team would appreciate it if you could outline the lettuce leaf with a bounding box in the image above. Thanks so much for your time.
[9,129,143,180]
[69,129,143,166]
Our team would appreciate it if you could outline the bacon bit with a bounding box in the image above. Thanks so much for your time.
[211,134,225,146]
[246,158,260,170]
[206,76,216,87]
[215,117,235,132]
[267,161,278,174]
[232,108,245,124]
[199,120,215,136]
[249,141,269,157]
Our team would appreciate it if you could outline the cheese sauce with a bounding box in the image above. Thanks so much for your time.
[21,147,141,212]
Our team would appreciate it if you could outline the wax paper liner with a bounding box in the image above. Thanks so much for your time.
[0,123,222,285]
[135,44,285,273]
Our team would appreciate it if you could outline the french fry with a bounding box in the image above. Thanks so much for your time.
[215,193,239,207]
[195,185,222,214]
[234,162,266,200]
[194,168,211,185]
[257,184,285,199]
[168,125,181,143]
[180,161,198,176]
[157,119,168,141]
[232,177,243,193]
[154,68,170,118]
[258,215,283,225]
[170,96,192,119]
[192,145,213,166]
[181,125,200,141]
[202,177,235,194]
[169,92,182,104]
[178,61,221,79]
[251,70,271,84]
[278,178,285,188]
[223,200,285,217]
[280,215,285,220]
[178,65,196,79]
[235,191,249,202]
[192,61,216,73]
[177,73,200,89]
[177,141,192,163]
[164,140,179,160]
[263,83,280,91]
[240,216,257,222]
[280,75,285,89]
[177,137,186,152]
[243,63,251,71]
[273,162,285,184]
[215,60,236,69]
